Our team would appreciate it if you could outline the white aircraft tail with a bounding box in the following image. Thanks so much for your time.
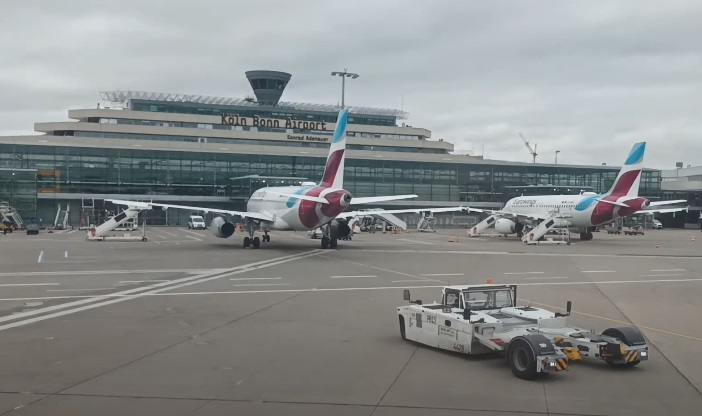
[319,108,349,188]
[604,141,645,198]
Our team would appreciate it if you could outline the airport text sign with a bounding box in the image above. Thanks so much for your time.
[221,113,328,131]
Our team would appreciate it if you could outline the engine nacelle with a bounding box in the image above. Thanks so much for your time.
[210,216,235,239]
[495,218,517,234]
[330,219,351,239]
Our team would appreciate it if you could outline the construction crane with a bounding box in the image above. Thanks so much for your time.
[519,133,537,163]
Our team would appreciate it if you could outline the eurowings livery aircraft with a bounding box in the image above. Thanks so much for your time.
[107,108,466,249]
[465,141,688,241]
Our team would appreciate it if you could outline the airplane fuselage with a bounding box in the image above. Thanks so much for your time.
[503,193,650,228]
[247,185,352,231]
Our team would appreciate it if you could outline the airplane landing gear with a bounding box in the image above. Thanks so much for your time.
[243,220,263,249]
[320,224,338,249]
[579,231,593,241]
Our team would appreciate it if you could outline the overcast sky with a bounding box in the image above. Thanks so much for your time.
[1,0,700,169]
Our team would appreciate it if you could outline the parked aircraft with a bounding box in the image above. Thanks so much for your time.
[465,141,688,241]
[107,109,467,249]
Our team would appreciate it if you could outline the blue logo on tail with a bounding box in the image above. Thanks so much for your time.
[574,194,602,211]
[286,186,313,208]
[624,142,646,166]
[331,109,348,144]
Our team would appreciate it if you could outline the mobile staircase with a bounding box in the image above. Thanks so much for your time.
[86,205,148,242]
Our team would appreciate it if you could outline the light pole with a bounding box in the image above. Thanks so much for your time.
[555,150,560,164]
[331,69,359,108]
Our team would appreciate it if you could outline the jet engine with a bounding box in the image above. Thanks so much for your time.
[329,219,351,239]
[494,218,525,236]
[210,216,235,239]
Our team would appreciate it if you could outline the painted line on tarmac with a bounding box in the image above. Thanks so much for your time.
[351,249,702,259]
[420,273,464,277]
[3,277,701,304]
[328,256,443,283]
[230,277,282,281]
[522,299,702,342]
[185,235,203,241]
[0,250,324,331]
[0,269,227,277]
[524,276,568,280]
[397,238,435,245]
[651,268,686,272]
[581,270,616,273]
[233,283,291,287]
[640,273,684,277]
[331,275,378,279]
[37,251,44,263]
[181,229,206,237]
[0,283,58,287]
[504,272,543,275]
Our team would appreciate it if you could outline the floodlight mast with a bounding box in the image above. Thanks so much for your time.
[331,69,359,108]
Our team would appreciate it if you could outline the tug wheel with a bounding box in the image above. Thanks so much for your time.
[508,339,539,380]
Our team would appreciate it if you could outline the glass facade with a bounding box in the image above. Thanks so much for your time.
[0,144,662,204]
[0,168,37,221]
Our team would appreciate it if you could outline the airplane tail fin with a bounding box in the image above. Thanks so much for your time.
[319,108,349,188]
[605,141,646,198]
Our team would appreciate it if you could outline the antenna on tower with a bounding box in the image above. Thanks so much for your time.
[519,133,537,163]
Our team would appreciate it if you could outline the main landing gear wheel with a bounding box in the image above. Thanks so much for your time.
[243,236,262,249]
[321,236,330,249]
[579,231,593,241]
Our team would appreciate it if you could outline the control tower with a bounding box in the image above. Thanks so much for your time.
[245,70,292,106]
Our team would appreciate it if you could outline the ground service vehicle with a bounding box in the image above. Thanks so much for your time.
[397,284,649,380]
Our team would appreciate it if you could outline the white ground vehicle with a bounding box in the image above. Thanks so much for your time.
[397,284,649,380]
[188,215,206,230]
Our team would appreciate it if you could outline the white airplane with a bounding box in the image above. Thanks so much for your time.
[465,141,688,241]
[107,108,467,249]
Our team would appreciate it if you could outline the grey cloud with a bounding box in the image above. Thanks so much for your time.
[1,0,701,170]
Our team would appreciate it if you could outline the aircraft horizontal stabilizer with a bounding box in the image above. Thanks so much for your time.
[648,199,688,206]
[350,194,418,204]
[596,199,630,208]
[266,191,329,204]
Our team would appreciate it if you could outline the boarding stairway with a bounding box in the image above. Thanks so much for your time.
[467,214,497,237]
[416,211,436,232]
[0,201,24,229]
[53,203,70,230]
[86,205,147,241]
[521,215,571,245]
[356,209,407,232]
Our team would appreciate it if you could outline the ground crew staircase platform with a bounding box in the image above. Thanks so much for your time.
[521,216,570,245]
[467,214,497,237]
[86,206,147,241]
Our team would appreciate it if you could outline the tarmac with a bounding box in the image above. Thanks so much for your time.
[0,225,701,415]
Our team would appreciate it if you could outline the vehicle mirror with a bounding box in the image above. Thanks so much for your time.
[403,289,410,301]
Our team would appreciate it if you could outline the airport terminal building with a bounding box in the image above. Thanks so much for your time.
[0,70,663,227]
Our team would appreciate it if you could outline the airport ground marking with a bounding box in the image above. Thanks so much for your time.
[396,238,435,245]
[181,229,206,237]
[524,276,568,280]
[0,269,227,277]
[581,270,616,273]
[353,249,702,260]
[327,256,444,284]
[419,273,464,277]
[651,269,686,272]
[503,272,543,275]
[233,283,291,287]
[185,235,203,242]
[0,283,58,287]
[640,273,684,277]
[0,250,324,331]
[3,276,701,305]
[520,299,702,342]
[37,251,44,263]
[331,275,378,279]
[230,277,282,281]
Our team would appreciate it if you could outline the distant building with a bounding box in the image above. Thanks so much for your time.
[0,70,662,227]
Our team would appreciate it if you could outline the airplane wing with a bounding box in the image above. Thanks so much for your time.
[337,206,466,219]
[635,206,689,215]
[350,194,418,204]
[105,199,275,222]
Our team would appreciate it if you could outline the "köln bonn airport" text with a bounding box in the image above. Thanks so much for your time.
[221,113,327,131]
